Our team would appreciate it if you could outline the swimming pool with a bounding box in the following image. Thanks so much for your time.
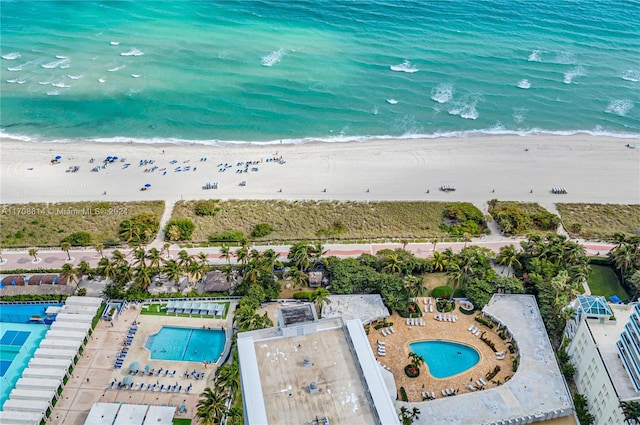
[145,327,225,363]
[0,302,63,323]
[0,322,49,406]
[409,340,480,379]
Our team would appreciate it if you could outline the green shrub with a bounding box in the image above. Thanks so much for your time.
[251,223,274,238]
[63,231,92,246]
[194,200,220,217]
[77,288,87,296]
[316,220,348,238]
[293,291,313,300]
[432,286,453,299]
[488,200,558,235]
[475,315,495,328]
[442,203,485,236]
[208,229,245,243]
[164,219,196,241]
[120,213,160,244]
[399,386,408,402]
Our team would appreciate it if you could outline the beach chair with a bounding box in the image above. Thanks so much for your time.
[467,383,476,391]
[441,389,447,396]
[406,318,410,325]
[389,326,395,333]
[468,325,474,332]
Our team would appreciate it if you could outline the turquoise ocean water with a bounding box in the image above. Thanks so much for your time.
[1,0,639,144]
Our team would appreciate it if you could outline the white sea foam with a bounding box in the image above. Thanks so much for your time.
[372,106,378,115]
[41,59,68,69]
[7,65,23,71]
[68,74,83,80]
[98,78,106,83]
[563,66,584,84]
[528,50,541,62]
[622,70,639,82]
[386,98,398,105]
[261,49,284,67]
[555,51,576,64]
[512,108,527,124]
[131,74,141,78]
[517,79,531,89]
[46,90,60,96]
[110,41,120,46]
[431,83,453,103]
[2,52,21,60]
[55,55,68,59]
[60,64,69,69]
[120,48,144,57]
[38,81,51,85]
[108,65,125,72]
[390,60,418,73]
[51,82,71,88]
[448,101,479,120]
[605,100,633,117]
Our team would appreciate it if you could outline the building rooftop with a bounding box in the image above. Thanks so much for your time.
[587,303,639,401]
[398,294,573,425]
[237,316,398,425]
[577,295,613,318]
[321,294,389,325]
[277,304,317,327]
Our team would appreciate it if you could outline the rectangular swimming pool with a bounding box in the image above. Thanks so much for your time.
[145,326,225,363]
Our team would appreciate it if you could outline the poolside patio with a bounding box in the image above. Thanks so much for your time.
[367,299,512,402]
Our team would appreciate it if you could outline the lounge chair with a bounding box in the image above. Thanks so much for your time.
[467,383,476,391]
[441,389,447,396]
[406,318,411,325]
[389,326,395,333]
[468,325,474,332]
[179,404,186,413]
[479,378,487,386]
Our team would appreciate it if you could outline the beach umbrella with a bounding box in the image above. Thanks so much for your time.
[112,156,118,160]
[55,155,62,160]
[144,183,151,188]
[129,361,140,372]
[123,375,133,385]
[145,364,153,374]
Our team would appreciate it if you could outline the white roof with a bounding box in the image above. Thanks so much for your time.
[0,410,44,425]
[3,398,51,413]
[29,357,72,370]
[84,402,121,425]
[21,367,67,380]
[50,320,91,333]
[54,312,94,323]
[345,319,400,425]
[15,377,61,390]
[143,405,176,425]
[33,347,76,360]
[45,306,63,315]
[45,330,87,341]
[39,338,82,350]
[10,388,57,401]
[61,304,98,315]
[113,403,148,425]
[237,337,268,424]
[65,296,103,307]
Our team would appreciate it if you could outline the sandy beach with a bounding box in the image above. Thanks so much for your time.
[1,135,638,209]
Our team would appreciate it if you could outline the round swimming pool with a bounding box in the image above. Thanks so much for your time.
[409,340,480,378]
[145,326,225,363]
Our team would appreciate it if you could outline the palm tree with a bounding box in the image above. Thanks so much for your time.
[146,247,162,274]
[408,352,425,370]
[288,241,312,271]
[111,250,127,267]
[163,242,171,259]
[196,387,228,425]
[134,264,153,289]
[399,406,421,425]
[381,252,403,275]
[286,266,308,290]
[611,244,635,286]
[61,242,72,261]
[220,244,232,265]
[76,260,92,282]
[620,400,640,424]
[432,250,447,272]
[162,259,183,287]
[60,263,78,286]
[95,243,105,258]
[214,362,240,396]
[310,288,331,317]
[447,263,464,302]
[311,242,327,266]
[403,275,426,299]
[496,245,521,276]
[96,257,117,281]
[114,263,134,285]
[132,247,147,268]
[28,247,39,262]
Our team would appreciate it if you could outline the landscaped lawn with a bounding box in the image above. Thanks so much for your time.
[173,419,191,425]
[140,302,230,320]
[587,265,629,301]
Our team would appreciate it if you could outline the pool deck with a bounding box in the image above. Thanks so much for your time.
[47,302,235,425]
[366,301,511,402]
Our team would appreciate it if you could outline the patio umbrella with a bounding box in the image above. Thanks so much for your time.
[11,279,15,286]
[123,375,133,385]
[145,364,153,374]
[55,155,62,160]
[144,183,151,188]
[129,361,140,372]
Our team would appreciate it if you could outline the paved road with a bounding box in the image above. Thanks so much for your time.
[0,239,616,272]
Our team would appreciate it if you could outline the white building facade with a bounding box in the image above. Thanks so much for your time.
[566,296,638,425]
